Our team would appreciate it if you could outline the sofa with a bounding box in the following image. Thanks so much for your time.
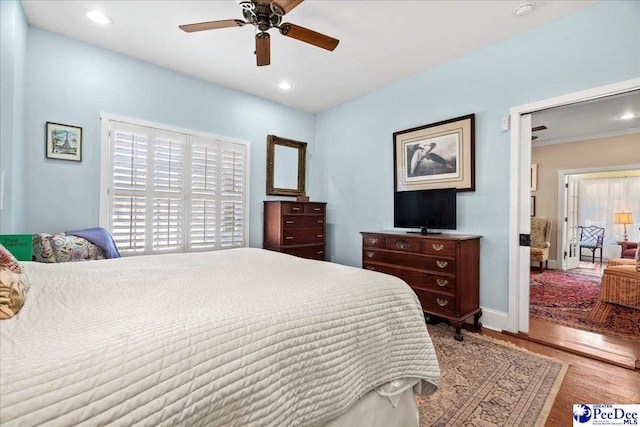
[600,253,640,310]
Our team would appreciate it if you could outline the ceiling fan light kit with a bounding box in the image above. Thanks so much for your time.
[179,0,339,67]
[514,2,535,17]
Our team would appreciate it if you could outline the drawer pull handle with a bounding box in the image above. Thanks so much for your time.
[317,220,324,224]
[436,279,448,287]
[313,208,321,211]
[432,244,444,251]
[317,234,324,238]
[285,220,294,224]
[366,251,375,258]
[436,260,448,269]
[292,207,301,211]
[366,266,376,271]
[436,298,448,307]
[369,238,379,245]
[285,236,293,240]
[395,239,411,250]
[317,251,324,255]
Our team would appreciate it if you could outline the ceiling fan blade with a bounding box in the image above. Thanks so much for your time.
[532,136,539,141]
[256,32,271,66]
[179,19,246,33]
[279,23,339,51]
[271,0,304,15]
[531,125,548,132]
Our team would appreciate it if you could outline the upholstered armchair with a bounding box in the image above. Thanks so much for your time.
[530,217,552,271]
[600,255,640,310]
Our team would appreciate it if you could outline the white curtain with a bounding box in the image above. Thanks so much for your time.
[578,176,640,260]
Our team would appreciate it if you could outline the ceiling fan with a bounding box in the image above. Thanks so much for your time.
[179,0,339,67]
[531,125,547,141]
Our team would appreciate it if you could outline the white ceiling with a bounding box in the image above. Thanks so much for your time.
[532,90,640,144]
[21,0,597,113]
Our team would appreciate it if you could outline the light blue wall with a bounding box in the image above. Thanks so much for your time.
[24,28,316,247]
[315,1,640,313]
[0,0,27,233]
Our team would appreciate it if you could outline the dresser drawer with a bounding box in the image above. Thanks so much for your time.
[363,249,455,274]
[423,256,455,275]
[280,202,305,214]
[413,288,456,316]
[385,236,422,253]
[283,245,325,260]
[362,234,385,248]
[282,228,325,244]
[362,263,455,293]
[283,215,325,229]
[304,203,326,214]
[422,240,456,257]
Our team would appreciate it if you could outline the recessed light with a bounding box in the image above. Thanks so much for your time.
[514,2,535,17]
[619,112,638,121]
[86,11,112,25]
[278,81,293,90]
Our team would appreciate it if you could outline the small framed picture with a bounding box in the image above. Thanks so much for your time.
[46,122,82,162]
[531,196,536,217]
[530,164,538,191]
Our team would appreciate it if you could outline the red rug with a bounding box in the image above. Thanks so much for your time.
[530,270,640,342]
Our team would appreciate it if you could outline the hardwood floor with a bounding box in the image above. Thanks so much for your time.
[527,262,639,369]
[479,328,640,427]
[524,319,640,369]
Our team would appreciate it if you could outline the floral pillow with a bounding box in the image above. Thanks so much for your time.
[0,243,28,319]
[32,233,57,263]
[49,234,105,263]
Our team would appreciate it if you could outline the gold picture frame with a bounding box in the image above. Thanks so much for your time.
[266,135,307,196]
[394,114,475,192]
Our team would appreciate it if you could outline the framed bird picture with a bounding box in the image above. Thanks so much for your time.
[393,114,475,192]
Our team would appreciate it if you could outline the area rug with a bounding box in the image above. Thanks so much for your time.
[416,324,567,427]
[530,269,640,341]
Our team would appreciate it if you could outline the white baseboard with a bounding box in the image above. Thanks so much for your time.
[530,258,559,270]
[467,307,508,332]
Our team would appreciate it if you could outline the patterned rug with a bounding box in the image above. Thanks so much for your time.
[530,269,640,342]
[416,324,567,427]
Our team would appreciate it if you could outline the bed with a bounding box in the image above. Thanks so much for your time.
[1,248,439,426]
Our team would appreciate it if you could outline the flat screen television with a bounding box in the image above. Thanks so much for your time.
[394,188,457,234]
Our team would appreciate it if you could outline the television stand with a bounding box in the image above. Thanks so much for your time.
[361,231,482,341]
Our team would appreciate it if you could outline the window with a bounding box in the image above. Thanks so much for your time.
[100,116,249,256]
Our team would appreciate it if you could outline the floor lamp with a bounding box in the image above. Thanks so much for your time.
[614,212,633,242]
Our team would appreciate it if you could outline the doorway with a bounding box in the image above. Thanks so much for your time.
[507,78,640,368]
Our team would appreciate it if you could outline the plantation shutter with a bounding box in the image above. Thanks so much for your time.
[219,141,247,248]
[190,137,218,251]
[153,130,186,253]
[104,118,249,256]
[110,122,149,254]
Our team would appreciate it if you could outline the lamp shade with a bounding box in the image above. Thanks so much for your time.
[614,212,633,225]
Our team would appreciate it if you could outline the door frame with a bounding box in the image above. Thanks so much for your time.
[556,165,640,271]
[506,77,640,334]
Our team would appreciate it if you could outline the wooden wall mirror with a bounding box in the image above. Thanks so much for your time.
[266,135,307,196]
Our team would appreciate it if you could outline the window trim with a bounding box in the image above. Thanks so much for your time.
[99,113,251,254]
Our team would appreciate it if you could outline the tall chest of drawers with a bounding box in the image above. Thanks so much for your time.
[264,201,327,260]
[361,231,481,340]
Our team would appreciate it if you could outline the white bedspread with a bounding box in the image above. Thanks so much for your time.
[1,248,439,426]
